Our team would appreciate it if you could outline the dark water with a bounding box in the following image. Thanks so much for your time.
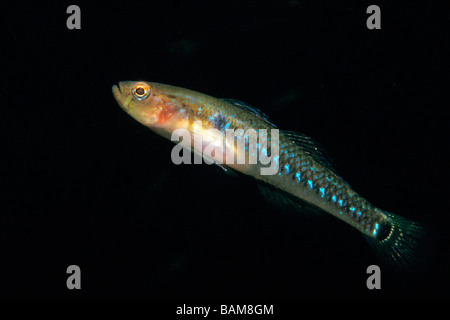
[2,1,448,301]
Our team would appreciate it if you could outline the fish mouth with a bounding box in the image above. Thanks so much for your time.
[112,83,128,110]
[112,83,121,97]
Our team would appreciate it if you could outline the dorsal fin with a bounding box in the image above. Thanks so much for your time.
[221,98,277,128]
[281,130,339,175]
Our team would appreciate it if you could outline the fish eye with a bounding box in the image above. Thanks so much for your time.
[132,83,151,100]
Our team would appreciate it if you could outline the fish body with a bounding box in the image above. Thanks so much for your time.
[112,81,424,268]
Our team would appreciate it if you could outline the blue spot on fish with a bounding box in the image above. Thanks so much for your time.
[308,180,313,189]
[338,199,343,206]
[332,195,337,202]
[373,223,380,235]
[319,187,325,197]
[296,172,301,182]
[284,164,289,174]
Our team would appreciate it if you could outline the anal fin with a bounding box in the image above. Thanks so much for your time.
[257,181,327,218]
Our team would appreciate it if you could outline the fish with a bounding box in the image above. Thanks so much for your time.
[112,81,425,269]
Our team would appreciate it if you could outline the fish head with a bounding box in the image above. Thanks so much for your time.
[112,81,187,131]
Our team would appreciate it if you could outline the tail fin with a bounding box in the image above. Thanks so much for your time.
[365,211,427,271]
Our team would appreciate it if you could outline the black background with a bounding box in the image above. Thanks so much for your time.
[2,1,448,300]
